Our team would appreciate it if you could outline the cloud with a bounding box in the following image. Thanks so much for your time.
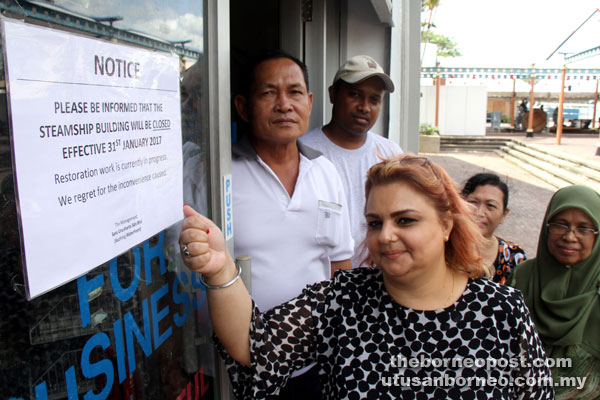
[121,11,204,53]
[55,0,204,52]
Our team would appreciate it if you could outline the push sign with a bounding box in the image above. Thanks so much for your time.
[222,174,233,241]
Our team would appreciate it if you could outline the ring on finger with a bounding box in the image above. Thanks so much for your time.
[181,244,191,257]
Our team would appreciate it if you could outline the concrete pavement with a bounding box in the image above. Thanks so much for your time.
[422,132,600,258]
[495,131,600,166]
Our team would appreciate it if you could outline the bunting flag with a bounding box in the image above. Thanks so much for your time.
[421,67,600,80]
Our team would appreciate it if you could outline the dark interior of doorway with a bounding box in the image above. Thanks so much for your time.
[230,0,280,141]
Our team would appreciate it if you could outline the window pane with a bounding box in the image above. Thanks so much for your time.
[0,1,215,398]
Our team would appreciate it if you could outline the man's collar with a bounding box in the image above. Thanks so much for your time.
[232,134,321,160]
[297,140,322,160]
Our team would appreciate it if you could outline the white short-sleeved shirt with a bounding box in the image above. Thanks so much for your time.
[299,128,403,267]
[232,136,354,311]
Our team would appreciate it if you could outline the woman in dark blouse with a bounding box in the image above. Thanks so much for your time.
[179,155,554,399]
[462,173,526,284]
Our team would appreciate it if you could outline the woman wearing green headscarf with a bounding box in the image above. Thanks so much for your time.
[510,185,600,399]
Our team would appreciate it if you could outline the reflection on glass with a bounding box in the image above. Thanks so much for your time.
[0,0,215,398]
[54,0,204,53]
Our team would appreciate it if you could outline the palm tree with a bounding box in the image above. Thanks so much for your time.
[422,0,440,32]
[421,0,441,63]
[421,0,461,63]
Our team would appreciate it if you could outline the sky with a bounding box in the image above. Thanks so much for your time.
[425,0,600,92]
[429,0,600,68]
[56,0,204,52]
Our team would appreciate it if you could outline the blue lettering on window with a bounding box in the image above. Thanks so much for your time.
[150,283,172,349]
[110,246,141,302]
[124,299,152,374]
[81,333,114,399]
[173,272,190,327]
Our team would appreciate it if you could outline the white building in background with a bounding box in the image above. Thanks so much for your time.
[420,85,487,136]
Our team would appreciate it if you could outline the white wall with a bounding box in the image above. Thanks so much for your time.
[341,0,389,135]
[389,0,421,153]
[302,0,328,131]
[420,86,487,136]
[282,0,420,148]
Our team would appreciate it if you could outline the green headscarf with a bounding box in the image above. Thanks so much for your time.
[510,185,600,359]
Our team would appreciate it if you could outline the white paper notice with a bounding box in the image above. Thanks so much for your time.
[3,20,183,299]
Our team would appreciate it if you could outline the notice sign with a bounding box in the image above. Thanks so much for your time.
[3,20,183,298]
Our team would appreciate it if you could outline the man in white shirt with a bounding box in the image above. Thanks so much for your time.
[231,50,354,398]
[300,55,403,267]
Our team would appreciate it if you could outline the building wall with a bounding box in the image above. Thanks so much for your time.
[342,0,390,135]
[286,0,420,153]
[487,99,512,119]
[389,0,421,153]
[421,86,487,136]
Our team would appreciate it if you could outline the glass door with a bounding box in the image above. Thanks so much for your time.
[0,1,219,398]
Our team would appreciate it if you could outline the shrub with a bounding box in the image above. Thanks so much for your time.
[419,123,439,135]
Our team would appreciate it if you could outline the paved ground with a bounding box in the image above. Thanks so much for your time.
[422,131,600,257]
[488,131,600,166]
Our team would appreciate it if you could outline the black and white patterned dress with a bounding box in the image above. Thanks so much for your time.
[216,268,555,399]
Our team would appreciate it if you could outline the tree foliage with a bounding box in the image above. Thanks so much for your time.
[421,0,461,59]
[422,31,462,58]
[421,0,441,31]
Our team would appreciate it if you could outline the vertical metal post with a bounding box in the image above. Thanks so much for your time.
[592,79,598,129]
[557,66,566,145]
[510,78,516,129]
[595,79,600,155]
[435,73,440,128]
[389,0,421,153]
[206,0,234,397]
[526,67,535,137]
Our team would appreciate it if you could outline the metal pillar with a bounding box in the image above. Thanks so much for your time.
[557,66,566,145]
[596,79,600,156]
[435,73,440,128]
[510,78,516,130]
[526,68,535,138]
[592,79,598,129]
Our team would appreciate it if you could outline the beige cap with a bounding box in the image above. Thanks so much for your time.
[333,55,395,92]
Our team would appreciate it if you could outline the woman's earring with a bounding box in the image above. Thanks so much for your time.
[444,235,449,242]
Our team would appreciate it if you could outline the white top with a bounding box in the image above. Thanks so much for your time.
[232,136,354,311]
[299,128,403,267]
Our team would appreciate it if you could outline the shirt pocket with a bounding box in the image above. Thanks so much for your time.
[316,200,343,247]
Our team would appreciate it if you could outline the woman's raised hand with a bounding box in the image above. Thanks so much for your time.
[179,206,252,365]
[179,205,229,278]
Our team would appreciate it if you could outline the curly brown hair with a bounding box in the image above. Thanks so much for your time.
[361,154,485,277]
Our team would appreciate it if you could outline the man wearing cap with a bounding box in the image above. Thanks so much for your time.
[300,55,402,267]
